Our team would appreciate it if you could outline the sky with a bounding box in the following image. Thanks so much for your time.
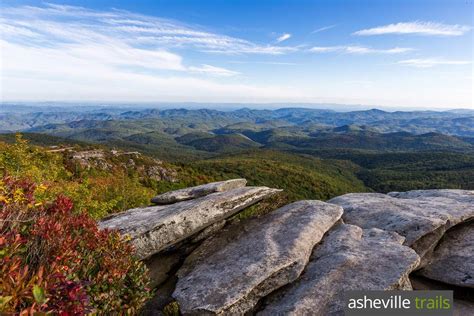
[0,0,473,109]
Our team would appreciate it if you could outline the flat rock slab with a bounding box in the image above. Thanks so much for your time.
[151,179,247,204]
[418,221,474,288]
[100,186,280,259]
[328,191,474,263]
[259,224,420,316]
[388,189,474,204]
[173,200,343,315]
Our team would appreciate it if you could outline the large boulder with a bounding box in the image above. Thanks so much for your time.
[417,221,474,288]
[99,186,280,259]
[173,200,343,315]
[151,179,247,204]
[259,224,420,316]
[328,191,474,265]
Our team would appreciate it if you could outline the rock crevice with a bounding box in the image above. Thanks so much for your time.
[328,191,474,266]
[151,179,248,205]
[259,224,420,315]
[173,200,343,315]
[100,185,281,259]
[100,181,473,315]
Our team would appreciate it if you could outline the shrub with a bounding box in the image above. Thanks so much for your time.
[0,135,159,219]
[162,301,180,316]
[0,175,152,314]
[0,133,69,183]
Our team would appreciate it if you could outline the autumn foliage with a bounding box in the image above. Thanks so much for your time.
[0,176,151,314]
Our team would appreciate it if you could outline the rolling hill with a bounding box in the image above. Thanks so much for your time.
[189,150,368,201]
[1,105,474,195]
[2,105,474,136]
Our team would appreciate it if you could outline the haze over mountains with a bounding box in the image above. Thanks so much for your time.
[1,105,474,155]
[1,1,472,314]
[1,104,473,194]
[2,105,474,135]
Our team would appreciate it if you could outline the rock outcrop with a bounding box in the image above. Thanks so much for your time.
[151,179,247,205]
[259,224,420,316]
[417,221,473,288]
[67,148,178,181]
[388,189,474,204]
[100,186,280,259]
[328,192,474,265]
[173,200,343,315]
[102,182,473,315]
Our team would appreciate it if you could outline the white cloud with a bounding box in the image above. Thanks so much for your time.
[0,3,471,108]
[311,25,337,33]
[398,58,472,68]
[0,23,42,38]
[188,64,240,76]
[276,33,291,43]
[309,46,341,53]
[0,3,297,55]
[0,4,304,102]
[229,61,298,65]
[354,21,471,36]
[310,45,413,54]
[0,39,300,102]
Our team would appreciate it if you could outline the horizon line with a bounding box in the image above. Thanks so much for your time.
[1,101,472,112]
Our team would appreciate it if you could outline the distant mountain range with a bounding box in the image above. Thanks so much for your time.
[1,104,473,193]
[1,105,473,158]
[1,105,473,137]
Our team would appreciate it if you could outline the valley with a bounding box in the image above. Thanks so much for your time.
[1,105,473,199]
[2,1,472,314]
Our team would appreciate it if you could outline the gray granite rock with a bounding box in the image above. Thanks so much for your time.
[190,220,226,243]
[99,186,280,259]
[173,200,343,315]
[328,191,474,265]
[151,179,247,204]
[145,251,183,288]
[388,189,474,204]
[418,221,474,288]
[259,224,420,316]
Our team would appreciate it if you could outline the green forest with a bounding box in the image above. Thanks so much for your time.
[1,129,473,314]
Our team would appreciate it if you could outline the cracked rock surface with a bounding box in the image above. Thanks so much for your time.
[151,179,248,205]
[173,200,343,315]
[328,191,474,265]
[259,224,420,316]
[100,186,280,259]
[418,221,474,288]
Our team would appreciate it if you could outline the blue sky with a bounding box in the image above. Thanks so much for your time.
[0,0,472,108]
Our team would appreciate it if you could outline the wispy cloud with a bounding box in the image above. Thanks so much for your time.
[0,3,297,56]
[398,58,472,68]
[276,33,291,43]
[188,64,241,76]
[310,45,413,54]
[0,37,303,102]
[229,61,298,65]
[354,21,471,36]
[311,24,337,33]
[0,3,305,102]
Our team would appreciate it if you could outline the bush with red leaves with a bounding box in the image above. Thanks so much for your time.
[0,176,151,314]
